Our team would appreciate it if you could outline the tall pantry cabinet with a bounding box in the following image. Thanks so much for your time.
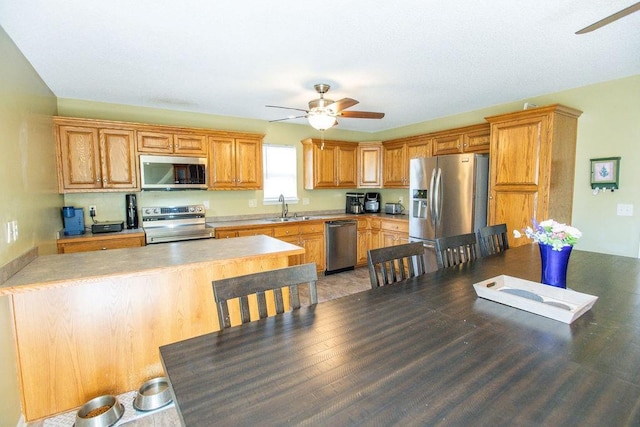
[485,104,582,247]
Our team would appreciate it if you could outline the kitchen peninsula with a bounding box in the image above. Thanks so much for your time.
[0,236,304,422]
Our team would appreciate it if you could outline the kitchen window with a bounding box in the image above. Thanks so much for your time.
[263,144,298,204]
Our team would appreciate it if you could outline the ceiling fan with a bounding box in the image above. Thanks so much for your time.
[266,83,385,131]
[575,1,640,34]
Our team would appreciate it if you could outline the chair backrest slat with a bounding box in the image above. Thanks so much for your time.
[478,223,509,257]
[434,233,479,269]
[213,263,318,329]
[367,242,426,288]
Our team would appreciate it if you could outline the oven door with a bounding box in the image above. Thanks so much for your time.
[145,225,214,244]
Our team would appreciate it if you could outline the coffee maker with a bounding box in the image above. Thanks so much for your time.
[345,192,365,214]
[364,192,381,213]
[62,206,85,235]
[126,194,139,229]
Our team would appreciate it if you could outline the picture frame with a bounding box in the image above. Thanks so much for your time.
[590,157,620,190]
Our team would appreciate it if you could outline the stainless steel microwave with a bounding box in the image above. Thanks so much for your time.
[140,155,207,190]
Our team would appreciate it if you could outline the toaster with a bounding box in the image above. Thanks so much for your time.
[384,203,404,215]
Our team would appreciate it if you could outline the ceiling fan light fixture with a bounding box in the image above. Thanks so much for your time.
[307,111,337,131]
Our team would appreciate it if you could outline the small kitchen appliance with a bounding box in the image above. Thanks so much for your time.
[62,206,85,235]
[126,193,139,229]
[385,203,404,215]
[364,192,381,213]
[91,221,124,234]
[345,192,365,214]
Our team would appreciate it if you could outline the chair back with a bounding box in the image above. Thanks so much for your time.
[213,263,318,329]
[434,232,479,269]
[478,223,510,257]
[367,242,426,288]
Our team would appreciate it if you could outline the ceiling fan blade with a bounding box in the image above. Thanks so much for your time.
[265,105,309,113]
[576,2,640,34]
[269,115,308,123]
[339,111,385,119]
[327,98,359,112]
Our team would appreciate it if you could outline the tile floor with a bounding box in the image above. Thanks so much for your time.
[29,267,372,427]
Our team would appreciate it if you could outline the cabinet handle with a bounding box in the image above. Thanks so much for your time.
[101,247,107,250]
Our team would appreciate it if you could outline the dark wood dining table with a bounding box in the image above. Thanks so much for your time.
[159,244,640,426]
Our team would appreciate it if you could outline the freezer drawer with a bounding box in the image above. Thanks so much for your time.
[325,220,357,274]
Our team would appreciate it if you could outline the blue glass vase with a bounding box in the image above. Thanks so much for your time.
[539,243,572,288]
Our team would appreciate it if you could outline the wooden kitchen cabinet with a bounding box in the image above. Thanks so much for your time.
[302,138,358,189]
[57,232,145,253]
[485,104,582,247]
[357,142,383,188]
[136,130,208,156]
[209,134,263,189]
[382,135,431,188]
[431,123,490,156]
[54,118,138,192]
[273,222,325,273]
[356,217,371,266]
[379,218,410,247]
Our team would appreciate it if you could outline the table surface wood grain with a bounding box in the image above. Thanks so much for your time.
[160,244,640,426]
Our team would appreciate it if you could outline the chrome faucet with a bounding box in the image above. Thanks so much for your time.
[278,194,288,218]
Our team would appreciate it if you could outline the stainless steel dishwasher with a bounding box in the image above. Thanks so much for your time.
[325,220,357,275]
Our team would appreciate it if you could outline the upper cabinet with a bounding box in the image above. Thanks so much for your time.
[357,142,383,188]
[137,129,208,156]
[431,123,490,156]
[381,135,431,188]
[302,138,358,189]
[55,118,138,192]
[208,133,263,189]
[485,104,582,247]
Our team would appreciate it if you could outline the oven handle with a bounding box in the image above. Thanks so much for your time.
[146,232,214,244]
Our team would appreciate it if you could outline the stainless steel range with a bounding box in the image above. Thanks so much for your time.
[141,204,214,244]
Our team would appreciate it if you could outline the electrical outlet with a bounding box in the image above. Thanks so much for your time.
[617,203,633,217]
[398,197,404,204]
[12,220,18,240]
[248,199,257,208]
[89,205,97,217]
[203,201,210,209]
[6,222,12,243]
[303,198,310,205]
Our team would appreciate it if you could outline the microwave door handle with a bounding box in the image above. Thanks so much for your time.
[434,168,443,225]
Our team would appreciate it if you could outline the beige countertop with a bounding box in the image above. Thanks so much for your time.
[56,227,145,241]
[0,235,304,295]
[207,213,408,229]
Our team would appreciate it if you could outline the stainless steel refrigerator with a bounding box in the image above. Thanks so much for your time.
[409,154,489,271]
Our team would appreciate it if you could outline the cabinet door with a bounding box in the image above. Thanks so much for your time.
[235,138,263,189]
[358,144,382,188]
[336,145,358,187]
[208,137,236,188]
[215,229,239,239]
[382,143,407,187]
[301,233,325,272]
[313,144,338,188]
[488,115,546,247]
[463,128,490,153]
[173,133,208,156]
[100,129,138,189]
[407,140,431,159]
[137,131,173,153]
[57,125,102,191]
[432,133,463,155]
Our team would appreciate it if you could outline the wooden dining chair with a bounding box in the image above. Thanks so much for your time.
[434,232,479,269]
[367,242,427,288]
[477,223,510,257]
[212,263,318,329]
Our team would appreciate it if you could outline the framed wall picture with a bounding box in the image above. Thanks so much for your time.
[590,157,621,190]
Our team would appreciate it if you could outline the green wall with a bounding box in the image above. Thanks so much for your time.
[0,26,60,426]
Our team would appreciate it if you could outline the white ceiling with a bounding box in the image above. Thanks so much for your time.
[1,1,639,132]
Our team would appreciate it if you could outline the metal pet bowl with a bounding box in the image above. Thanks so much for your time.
[133,376,173,411]
[75,394,124,427]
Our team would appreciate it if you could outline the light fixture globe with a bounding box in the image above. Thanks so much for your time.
[307,111,337,131]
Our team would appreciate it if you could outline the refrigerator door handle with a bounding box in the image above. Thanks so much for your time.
[429,168,437,226]
[434,167,443,225]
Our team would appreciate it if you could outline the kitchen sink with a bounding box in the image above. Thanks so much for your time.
[265,216,313,222]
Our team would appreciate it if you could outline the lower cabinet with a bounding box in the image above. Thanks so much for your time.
[379,219,409,247]
[57,232,146,254]
[356,218,372,267]
[273,223,325,273]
